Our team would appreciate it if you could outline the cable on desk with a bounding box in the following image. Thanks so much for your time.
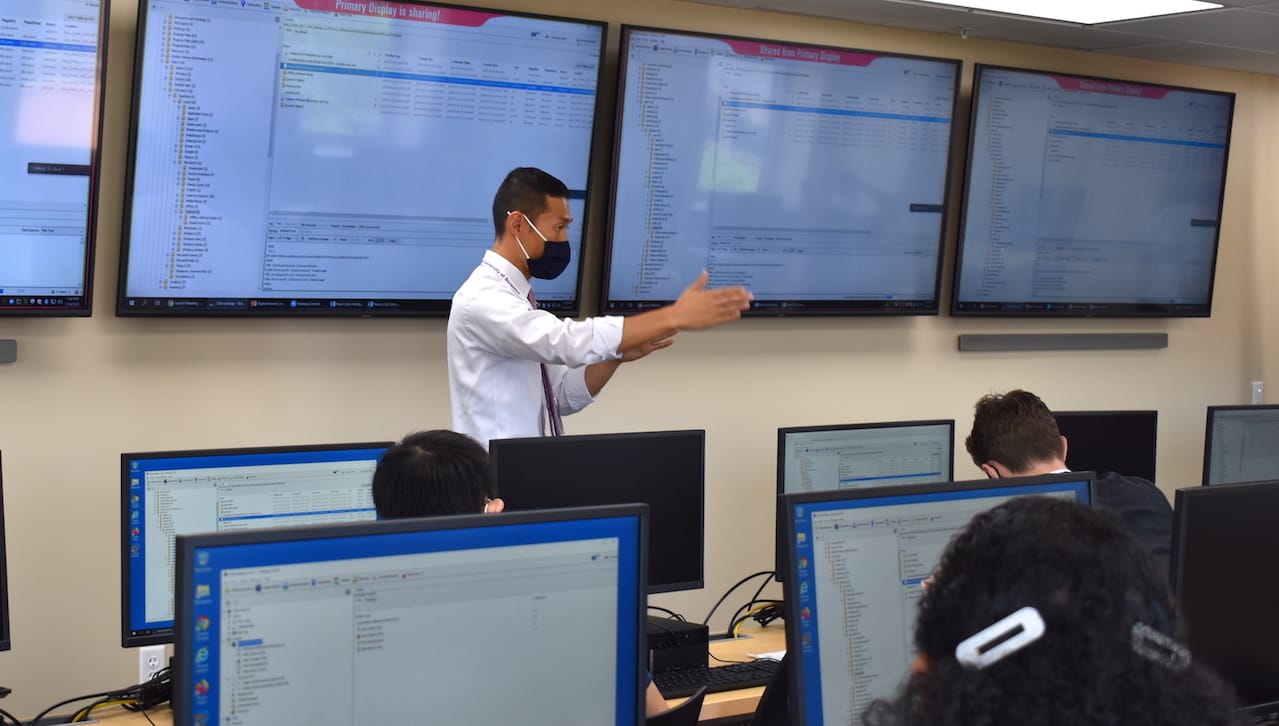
[730,602,783,638]
[701,570,774,628]
[28,664,170,726]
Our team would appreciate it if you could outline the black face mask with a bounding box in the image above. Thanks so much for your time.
[528,239,571,280]
[514,212,572,280]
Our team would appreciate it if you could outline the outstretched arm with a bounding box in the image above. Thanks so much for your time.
[618,270,752,352]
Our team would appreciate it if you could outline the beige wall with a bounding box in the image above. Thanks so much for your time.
[1,0,1276,713]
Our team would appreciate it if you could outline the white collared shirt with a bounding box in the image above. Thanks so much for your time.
[447,250,624,447]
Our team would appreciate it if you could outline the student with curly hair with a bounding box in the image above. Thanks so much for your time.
[863,496,1243,726]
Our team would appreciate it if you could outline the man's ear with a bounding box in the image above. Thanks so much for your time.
[1060,435,1069,463]
[980,462,1000,479]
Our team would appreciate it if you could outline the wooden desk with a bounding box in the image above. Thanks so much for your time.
[75,625,787,725]
[668,623,787,724]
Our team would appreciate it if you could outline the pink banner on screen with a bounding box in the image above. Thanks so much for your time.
[722,39,876,67]
[1052,76,1170,100]
[292,0,500,26]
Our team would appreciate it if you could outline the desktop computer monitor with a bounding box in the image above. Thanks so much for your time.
[774,420,955,578]
[781,473,1094,725]
[489,430,704,594]
[1053,410,1158,482]
[1171,481,1279,709]
[777,420,955,494]
[121,441,393,646]
[173,504,648,726]
[0,451,8,652]
[1202,405,1279,485]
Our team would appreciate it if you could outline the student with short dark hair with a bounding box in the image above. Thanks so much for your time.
[372,430,502,518]
[965,389,1173,574]
[864,497,1242,726]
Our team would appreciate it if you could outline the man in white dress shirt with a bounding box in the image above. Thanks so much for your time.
[448,167,753,447]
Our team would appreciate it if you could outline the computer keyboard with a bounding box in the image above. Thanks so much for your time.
[653,659,781,699]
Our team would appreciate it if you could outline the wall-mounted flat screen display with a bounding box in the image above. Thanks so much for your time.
[119,0,604,316]
[603,26,960,316]
[953,65,1234,316]
[1,0,108,316]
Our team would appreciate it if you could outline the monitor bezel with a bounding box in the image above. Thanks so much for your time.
[1051,409,1158,482]
[0,451,9,652]
[489,429,705,594]
[951,63,1236,318]
[172,503,649,725]
[120,440,394,647]
[773,419,956,580]
[780,472,1096,725]
[775,419,957,497]
[1170,480,1279,707]
[1202,404,1279,486]
[1,0,110,318]
[115,1,607,318]
[600,24,962,317]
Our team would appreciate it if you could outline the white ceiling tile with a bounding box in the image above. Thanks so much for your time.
[1104,8,1279,50]
[1108,39,1279,73]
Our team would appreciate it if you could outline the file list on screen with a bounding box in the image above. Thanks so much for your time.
[181,519,639,725]
[124,445,387,643]
[607,29,958,313]
[956,66,1232,314]
[781,424,952,493]
[123,0,601,312]
[1205,407,1279,485]
[0,0,102,310]
[787,480,1091,725]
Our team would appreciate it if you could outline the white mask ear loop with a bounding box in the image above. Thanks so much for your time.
[506,210,531,259]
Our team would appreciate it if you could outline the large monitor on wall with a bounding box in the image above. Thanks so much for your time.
[1172,481,1279,708]
[953,65,1234,316]
[603,26,960,316]
[118,0,605,316]
[782,474,1094,725]
[121,441,392,646]
[1203,405,1279,485]
[0,452,9,652]
[1053,410,1157,482]
[1,0,109,316]
[489,430,704,593]
[173,505,647,725]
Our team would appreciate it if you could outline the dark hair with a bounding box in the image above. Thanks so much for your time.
[372,430,493,518]
[491,167,569,238]
[863,497,1241,726]
[965,389,1064,473]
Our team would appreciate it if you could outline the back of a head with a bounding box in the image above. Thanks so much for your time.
[372,430,492,519]
[491,167,569,238]
[865,497,1239,726]
[965,389,1063,473]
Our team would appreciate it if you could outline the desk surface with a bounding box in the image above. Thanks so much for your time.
[672,623,787,722]
[80,624,786,725]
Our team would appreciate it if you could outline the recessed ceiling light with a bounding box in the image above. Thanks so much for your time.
[917,0,1223,25]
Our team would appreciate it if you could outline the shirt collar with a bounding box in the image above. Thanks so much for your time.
[482,249,532,299]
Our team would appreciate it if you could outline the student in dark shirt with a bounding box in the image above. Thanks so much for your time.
[863,496,1242,726]
[965,389,1174,575]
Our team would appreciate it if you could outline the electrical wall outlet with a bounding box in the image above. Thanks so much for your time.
[1252,381,1264,405]
[139,644,166,684]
